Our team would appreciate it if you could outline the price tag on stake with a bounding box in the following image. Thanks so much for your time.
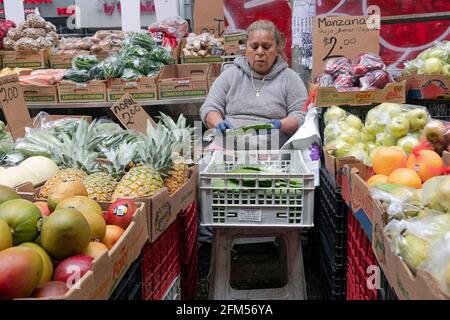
[110,93,156,133]
[0,74,33,141]
[312,15,380,78]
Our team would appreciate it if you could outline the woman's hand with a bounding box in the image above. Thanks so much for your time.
[269,117,299,135]
[205,111,233,133]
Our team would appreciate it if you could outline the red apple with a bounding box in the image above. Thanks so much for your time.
[34,201,51,216]
[105,199,137,230]
[53,255,93,288]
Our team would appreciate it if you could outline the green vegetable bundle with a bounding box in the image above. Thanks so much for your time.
[72,54,99,71]
[125,32,156,51]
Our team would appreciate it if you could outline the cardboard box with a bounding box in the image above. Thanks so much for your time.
[193,0,224,38]
[49,51,90,69]
[207,63,222,90]
[224,32,247,56]
[58,80,107,103]
[180,39,225,64]
[16,196,148,300]
[0,49,50,69]
[323,147,365,187]
[21,84,58,103]
[158,64,209,99]
[107,76,158,102]
[311,81,406,107]
[371,206,450,300]
[400,74,450,100]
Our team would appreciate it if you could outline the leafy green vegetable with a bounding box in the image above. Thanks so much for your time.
[125,32,156,51]
[99,55,125,79]
[121,68,143,81]
[149,47,175,64]
[63,69,90,83]
[73,54,99,71]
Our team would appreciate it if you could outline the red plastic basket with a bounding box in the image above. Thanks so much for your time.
[346,209,378,300]
[180,201,199,264]
[142,218,181,300]
[181,247,199,300]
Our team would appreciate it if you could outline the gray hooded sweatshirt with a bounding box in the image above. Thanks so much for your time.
[200,56,308,146]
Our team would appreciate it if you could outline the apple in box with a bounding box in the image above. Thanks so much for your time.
[105,199,137,230]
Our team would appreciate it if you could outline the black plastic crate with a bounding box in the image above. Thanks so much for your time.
[319,250,346,300]
[319,167,347,234]
[110,255,143,300]
[378,270,398,301]
[319,213,347,269]
[406,99,450,121]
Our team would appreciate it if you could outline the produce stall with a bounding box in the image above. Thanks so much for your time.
[0,1,449,303]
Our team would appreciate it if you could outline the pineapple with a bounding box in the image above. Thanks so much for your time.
[112,165,164,201]
[84,172,118,202]
[158,113,193,193]
[39,168,87,198]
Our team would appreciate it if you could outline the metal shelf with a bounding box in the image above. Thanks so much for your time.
[20,97,206,109]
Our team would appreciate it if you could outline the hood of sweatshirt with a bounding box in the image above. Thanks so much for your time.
[233,56,288,80]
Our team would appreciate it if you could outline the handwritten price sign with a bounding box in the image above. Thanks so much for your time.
[312,15,380,78]
[110,93,156,133]
[0,75,33,141]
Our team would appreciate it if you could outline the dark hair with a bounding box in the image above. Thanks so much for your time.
[247,20,285,54]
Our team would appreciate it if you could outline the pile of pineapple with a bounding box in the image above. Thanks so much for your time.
[13,113,194,202]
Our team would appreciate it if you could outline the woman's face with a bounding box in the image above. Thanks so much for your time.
[246,30,278,75]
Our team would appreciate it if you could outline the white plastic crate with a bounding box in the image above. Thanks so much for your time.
[200,150,315,227]
[163,276,181,300]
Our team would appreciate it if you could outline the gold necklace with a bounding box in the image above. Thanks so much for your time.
[251,71,266,97]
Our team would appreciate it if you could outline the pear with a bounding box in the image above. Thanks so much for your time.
[436,176,450,212]
[398,233,429,270]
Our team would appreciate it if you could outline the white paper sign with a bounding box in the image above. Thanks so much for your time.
[4,0,25,25]
[292,0,315,69]
[154,0,179,22]
[120,0,141,32]
[238,209,262,222]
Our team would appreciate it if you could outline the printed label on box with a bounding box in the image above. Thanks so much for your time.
[238,209,262,222]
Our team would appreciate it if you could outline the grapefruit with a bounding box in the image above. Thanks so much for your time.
[0,247,43,299]
[371,147,407,176]
[0,199,42,245]
[387,168,422,189]
[19,242,53,285]
[40,208,90,260]
[82,241,108,259]
[0,219,12,251]
[367,174,388,187]
[102,225,125,249]
[407,149,444,182]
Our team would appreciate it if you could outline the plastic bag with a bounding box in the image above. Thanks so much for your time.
[121,68,143,81]
[99,55,124,79]
[313,73,334,87]
[148,16,189,43]
[334,73,353,91]
[148,46,175,64]
[359,70,390,90]
[370,184,422,220]
[384,213,450,271]
[72,54,99,71]
[421,233,450,294]
[124,57,150,76]
[324,57,351,77]
[354,53,385,72]
[88,64,105,80]
[63,68,90,83]
[421,118,450,155]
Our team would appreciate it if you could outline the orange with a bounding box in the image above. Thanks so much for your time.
[82,241,108,259]
[372,147,407,176]
[101,225,125,250]
[387,168,422,189]
[407,150,444,182]
[367,174,388,187]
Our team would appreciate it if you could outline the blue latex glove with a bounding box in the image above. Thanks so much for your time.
[269,119,282,130]
[215,120,233,133]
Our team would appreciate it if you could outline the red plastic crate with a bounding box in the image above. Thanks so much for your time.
[142,218,181,300]
[346,209,378,300]
[180,201,199,264]
[181,246,199,300]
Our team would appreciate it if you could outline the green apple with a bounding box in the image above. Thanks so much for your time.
[437,176,450,212]
[442,63,450,79]
[398,233,429,270]
[378,103,402,118]
[361,128,375,143]
[376,133,397,146]
[397,135,419,154]
[419,57,443,75]
[389,116,410,138]
[367,143,378,158]
[340,127,362,144]
[406,109,429,131]
[324,106,346,125]
[365,119,386,136]
[344,114,363,130]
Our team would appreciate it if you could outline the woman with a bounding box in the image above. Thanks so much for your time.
[197,20,310,296]
[200,20,309,147]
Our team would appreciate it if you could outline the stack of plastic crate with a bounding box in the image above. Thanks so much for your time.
[318,167,348,300]
[110,255,143,300]
[141,218,181,300]
[179,201,199,300]
[346,209,379,300]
